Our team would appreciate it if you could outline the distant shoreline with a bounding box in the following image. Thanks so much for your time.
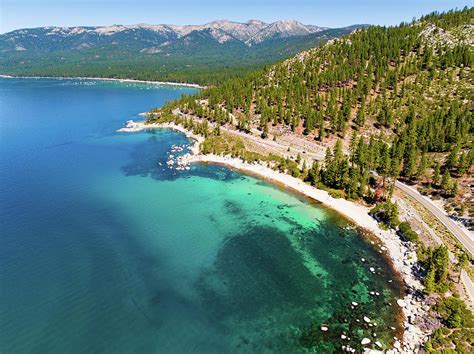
[0,74,205,89]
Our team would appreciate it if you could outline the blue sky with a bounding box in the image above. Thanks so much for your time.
[1,0,471,33]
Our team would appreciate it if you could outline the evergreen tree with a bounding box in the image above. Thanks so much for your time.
[441,170,452,193]
[416,153,429,179]
[432,161,441,185]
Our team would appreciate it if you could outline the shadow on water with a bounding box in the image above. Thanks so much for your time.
[194,225,327,351]
[192,216,402,352]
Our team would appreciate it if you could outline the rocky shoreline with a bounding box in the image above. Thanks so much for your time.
[117,120,431,353]
[185,155,429,353]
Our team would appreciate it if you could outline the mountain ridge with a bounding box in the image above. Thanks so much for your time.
[0,19,328,51]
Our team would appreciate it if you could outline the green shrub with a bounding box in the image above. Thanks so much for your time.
[398,221,419,242]
[436,297,473,328]
[328,189,344,199]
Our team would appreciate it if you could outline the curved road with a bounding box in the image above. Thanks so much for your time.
[395,181,474,256]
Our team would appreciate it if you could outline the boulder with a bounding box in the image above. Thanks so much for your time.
[396,299,407,307]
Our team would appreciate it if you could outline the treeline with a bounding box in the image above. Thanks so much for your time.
[0,56,261,86]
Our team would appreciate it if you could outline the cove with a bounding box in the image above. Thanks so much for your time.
[0,78,402,353]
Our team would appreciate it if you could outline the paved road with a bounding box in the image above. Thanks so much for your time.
[395,181,474,256]
[461,270,474,302]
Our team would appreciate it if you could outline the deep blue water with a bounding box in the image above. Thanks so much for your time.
[0,78,402,353]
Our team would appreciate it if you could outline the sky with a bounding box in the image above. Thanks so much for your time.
[0,0,471,33]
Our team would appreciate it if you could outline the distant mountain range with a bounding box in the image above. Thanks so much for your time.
[1,20,327,51]
[0,20,367,84]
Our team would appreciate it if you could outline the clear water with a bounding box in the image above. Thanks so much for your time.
[0,78,402,353]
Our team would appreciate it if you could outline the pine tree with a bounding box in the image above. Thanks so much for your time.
[306,161,320,186]
[355,103,366,127]
[261,119,268,139]
[451,180,458,197]
[416,153,428,180]
[389,202,400,227]
[404,143,418,178]
[441,170,452,193]
[424,269,436,293]
[446,145,460,169]
[457,153,468,175]
[379,144,391,181]
[432,161,441,185]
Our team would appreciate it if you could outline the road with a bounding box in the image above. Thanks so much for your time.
[395,181,474,256]
[461,270,474,303]
[173,109,325,162]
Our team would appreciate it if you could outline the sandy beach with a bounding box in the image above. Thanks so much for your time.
[0,74,204,89]
[118,120,428,353]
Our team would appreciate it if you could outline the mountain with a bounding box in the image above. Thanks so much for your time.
[0,21,364,85]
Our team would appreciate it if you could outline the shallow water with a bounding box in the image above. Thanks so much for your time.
[0,78,402,353]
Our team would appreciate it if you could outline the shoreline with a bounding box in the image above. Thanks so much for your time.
[118,120,428,352]
[0,74,204,89]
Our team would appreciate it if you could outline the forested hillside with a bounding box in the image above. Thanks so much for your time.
[156,7,473,221]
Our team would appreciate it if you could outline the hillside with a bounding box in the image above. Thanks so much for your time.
[0,21,364,85]
[153,7,473,223]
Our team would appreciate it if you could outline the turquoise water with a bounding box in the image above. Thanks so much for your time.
[0,78,402,353]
